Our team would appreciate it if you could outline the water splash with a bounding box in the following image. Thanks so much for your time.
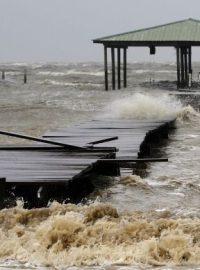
[103,93,198,121]
[176,105,200,124]
[0,202,200,268]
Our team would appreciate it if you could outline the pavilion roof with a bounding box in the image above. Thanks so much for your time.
[93,18,200,46]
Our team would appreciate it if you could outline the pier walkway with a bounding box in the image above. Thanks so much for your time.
[0,118,175,207]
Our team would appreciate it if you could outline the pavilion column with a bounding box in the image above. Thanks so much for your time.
[111,47,116,90]
[176,47,181,88]
[123,47,127,88]
[180,47,185,87]
[188,46,192,73]
[188,46,192,88]
[117,48,121,89]
[104,45,108,91]
[184,47,188,86]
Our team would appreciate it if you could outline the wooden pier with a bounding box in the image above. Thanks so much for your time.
[0,118,175,208]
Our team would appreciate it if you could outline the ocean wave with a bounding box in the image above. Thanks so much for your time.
[155,70,176,73]
[1,71,21,76]
[135,69,151,74]
[120,175,151,189]
[38,79,101,87]
[65,70,104,76]
[176,105,200,124]
[102,93,185,120]
[37,70,104,77]
[0,202,200,268]
[37,71,67,76]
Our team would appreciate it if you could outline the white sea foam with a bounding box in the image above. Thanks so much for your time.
[155,70,176,73]
[135,70,151,74]
[66,70,104,76]
[37,71,67,76]
[103,93,187,120]
[38,79,101,87]
[37,70,104,77]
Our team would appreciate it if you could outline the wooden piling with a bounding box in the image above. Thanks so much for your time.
[176,47,180,88]
[188,46,192,73]
[2,70,5,80]
[104,46,108,91]
[24,69,27,84]
[188,46,192,87]
[123,47,127,88]
[180,47,185,86]
[111,47,116,90]
[184,48,188,86]
[117,48,121,89]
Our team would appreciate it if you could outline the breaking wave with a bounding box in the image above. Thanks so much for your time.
[120,175,150,189]
[103,93,199,122]
[37,70,104,77]
[38,79,101,87]
[0,202,200,268]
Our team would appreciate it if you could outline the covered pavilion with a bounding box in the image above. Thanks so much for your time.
[93,18,200,90]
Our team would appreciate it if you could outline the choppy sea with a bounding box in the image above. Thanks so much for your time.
[0,62,200,270]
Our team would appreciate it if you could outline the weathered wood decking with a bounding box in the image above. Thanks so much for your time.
[0,118,175,207]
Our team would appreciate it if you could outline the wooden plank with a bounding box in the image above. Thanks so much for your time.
[0,145,116,153]
[0,118,175,190]
[97,158,168,163]
[87,136,118,145]
[0,130,86,150]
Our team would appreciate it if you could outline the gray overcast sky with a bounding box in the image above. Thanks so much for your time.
[0,0,200,63]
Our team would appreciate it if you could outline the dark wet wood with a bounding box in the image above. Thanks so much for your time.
[111,47,116,90]
[0,118,175,207]
[123,47,127,88]
[104,45,108,90]
[117,47,121,89]
[0,130,85,150]
[176,47,180,88]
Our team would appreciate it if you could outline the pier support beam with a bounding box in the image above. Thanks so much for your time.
[180,47,185,86]
[111,47,116,90]
[176,47,181,88]
[178,46,192,88]
[102,45,128,90]
[123,47,127,88]
[188,46,192,88]
[104,46,108,91]
[184,48,188,85]
[117,48,121,89]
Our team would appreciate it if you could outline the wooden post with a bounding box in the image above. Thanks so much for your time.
[188,47,192,72]
[0,178,6,208]
[117,48,121,89]
[123,47,127,88]
[104,45,108,91]
[188,46,192,88]
[176,47,180,88]
[2,70,5,80]
[111,47,116,90]
[24,69,27,84]
[184,48,188,86]
[180,47,184,86]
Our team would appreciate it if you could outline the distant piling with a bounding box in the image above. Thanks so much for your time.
[2,70,5,80]
[24,69,27,84]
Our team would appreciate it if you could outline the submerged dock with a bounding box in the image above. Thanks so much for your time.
[0,118,175,208]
